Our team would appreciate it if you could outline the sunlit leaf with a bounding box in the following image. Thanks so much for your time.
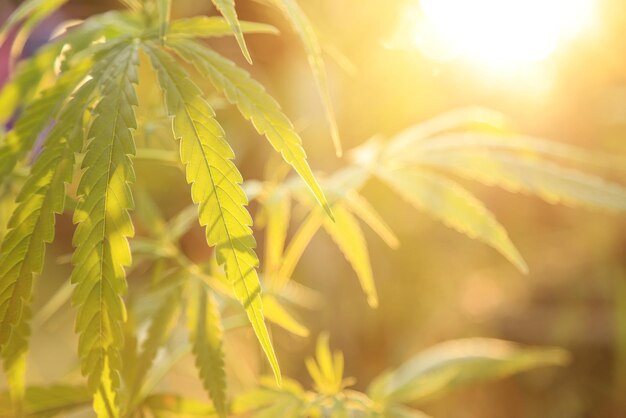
[368,338,569,404]
[413,149,626,212]
[210,0,252,63]
[0,385,91,417]
[321,204,378,308]
[377,168,528,273]
[71,41,140,417]
[187,282,227,417]
[263,295,309,337]
[268,0,342,156]
[145,43,281,383]
[167,38,333,219]
[168,17,278,38]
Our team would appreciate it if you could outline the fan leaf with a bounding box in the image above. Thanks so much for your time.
[166,38,333,219]
[377,169,528,273]
[70,41,140,416]
[144,43,281,383]
[210,0,252,63]
[187,282,227,417]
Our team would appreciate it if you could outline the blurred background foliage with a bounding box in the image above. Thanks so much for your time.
[1,0,626,417]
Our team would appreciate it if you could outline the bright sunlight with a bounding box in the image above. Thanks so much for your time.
[415,0,595,69]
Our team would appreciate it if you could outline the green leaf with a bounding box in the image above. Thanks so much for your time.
[144,43,281,383]
[383,107,511,159]
[262,189,291,284]
[168,16,278,38]
[129,287,182,403]
[413,149,626,212]
[157,0,171,43]
[0,385,91,417]
[276,210,323,287]
[263,295,309,337]
[210,0,252,63]
[367,338,569,404]
[166,38,333,219]
[377,169,528,273]
[344,190,399,249]
[0,58,91,182]
[321,204,378,308]
[71,41,140,417]
[186,282,227,418]
[269,0,342,156]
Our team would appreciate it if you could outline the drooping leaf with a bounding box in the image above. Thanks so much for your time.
[276,210,323,287]
[186,282,227,417]
[413,149,626,212]
[168,16,278,38]
[377,169,528,273]
[321,204,378,308]
[210,0,252,63]
[367,338,569,404]
[129,286,182,403]
[167,38,333,218]
[262,189,291,284]
[268,0,342,156]
[344,190,399,249]
[71,41,140,417]
[263,295,309,337]
[144,43,281,382]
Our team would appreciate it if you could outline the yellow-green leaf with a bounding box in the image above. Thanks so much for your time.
[210,0,252,63]
[377,169,528,273]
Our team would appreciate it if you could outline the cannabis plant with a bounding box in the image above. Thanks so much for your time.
[1,0,625,417]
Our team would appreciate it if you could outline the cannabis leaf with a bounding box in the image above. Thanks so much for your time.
[377,169,528,273]
[187,282,228,417]
[268,0,342,156]
[210,0,252,63]
[167,38,333,218]
[144,43,281,382]
[71,41,140,417]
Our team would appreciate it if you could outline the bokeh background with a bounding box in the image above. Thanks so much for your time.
[1,0,626,417]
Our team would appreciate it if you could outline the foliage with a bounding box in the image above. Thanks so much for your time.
[0,1,625,417]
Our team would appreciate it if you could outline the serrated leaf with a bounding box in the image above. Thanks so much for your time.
[269,0,342,156]
[321,204,378,307]
[70,41,139,417]
[210,0,252,63]
[0,385,91,418]
[166,38,333,219]
[0,58,91,182]
[144,43,281,383]
[187,282,227,417]
[344,190,399,249]
[263,295,309,337]
[168,16,278,38]
[367,338,569,404]
[377,169,528,273]
[413,149,626,212]
[129,287,182,403]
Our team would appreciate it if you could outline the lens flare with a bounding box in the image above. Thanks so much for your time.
[415,0,595,69]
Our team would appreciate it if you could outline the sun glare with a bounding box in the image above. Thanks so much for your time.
[414,0,595,69]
